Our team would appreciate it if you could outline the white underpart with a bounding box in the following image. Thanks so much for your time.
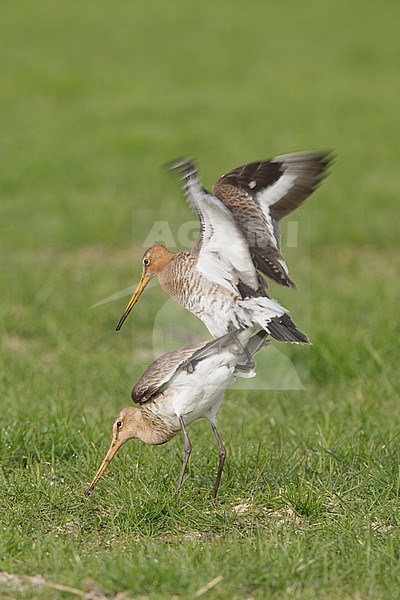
[185,175,259,294]
[255,171,297,252]
[257,171,297,209]
[153,352,239,428]
[192,292,286,338]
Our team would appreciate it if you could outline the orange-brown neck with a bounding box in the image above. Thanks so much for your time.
[155,250,196,300]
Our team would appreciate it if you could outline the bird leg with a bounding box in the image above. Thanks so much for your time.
[175,416,192,494]
[210,421,226,498]
[243,349,255,370]
[183,359,196,374]
[231,329,255,370]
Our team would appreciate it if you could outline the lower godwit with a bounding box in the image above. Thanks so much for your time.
[115,153,328,343]
[86,328,268,498]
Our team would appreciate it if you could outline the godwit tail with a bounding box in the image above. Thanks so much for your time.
[206,296,310,344]
[266,313,310,344]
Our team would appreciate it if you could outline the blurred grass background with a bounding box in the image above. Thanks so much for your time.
[0,1,399,598]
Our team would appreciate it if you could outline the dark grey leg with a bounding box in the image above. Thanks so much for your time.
[210,422,226,498]
[243,347,255,370]
[175,416,192,494]
[183,359,195,374]
[232,329,255,370]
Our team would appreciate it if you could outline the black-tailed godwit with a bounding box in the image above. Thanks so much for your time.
[116,152,332,342]
[86,328,268,498]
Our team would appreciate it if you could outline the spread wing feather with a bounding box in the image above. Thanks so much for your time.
[169,158,260,295]
[213,151,333,287]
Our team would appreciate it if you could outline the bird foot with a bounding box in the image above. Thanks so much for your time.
[183,360,196,374]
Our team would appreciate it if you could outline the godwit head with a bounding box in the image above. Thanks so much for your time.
[116,244,174,331]
[85,407,143,494]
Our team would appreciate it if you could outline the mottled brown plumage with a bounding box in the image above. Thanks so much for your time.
[131,335,213,404]
[116,240,308,342]
[213,152,333,288]
[86,329,268,498]
[115,151,333,342]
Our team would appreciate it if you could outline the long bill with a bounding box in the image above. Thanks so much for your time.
[85,438,124,495]
[115,272,151,331]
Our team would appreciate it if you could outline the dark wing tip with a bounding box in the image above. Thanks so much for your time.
[165,156,198,179]
[131,388,139,403]
[319,149,337,165]
[273,148,336,183]
[268,314,311,345]
[214,159,283,196]
[308,149,336,182]
[216,150,336,196]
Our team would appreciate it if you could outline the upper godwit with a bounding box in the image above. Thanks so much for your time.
[116,151,331,341]
[85,328,268,498]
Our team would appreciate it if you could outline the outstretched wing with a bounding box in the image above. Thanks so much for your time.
[169,158,261,296]
[213,151,333,287]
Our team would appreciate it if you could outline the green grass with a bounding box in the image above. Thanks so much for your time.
[1,0,399,598]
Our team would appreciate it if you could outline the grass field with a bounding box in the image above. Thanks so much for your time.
[1,1,399,598]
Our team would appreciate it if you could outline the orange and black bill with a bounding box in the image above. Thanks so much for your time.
[115,272,151,331]
[85,438,124,495]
